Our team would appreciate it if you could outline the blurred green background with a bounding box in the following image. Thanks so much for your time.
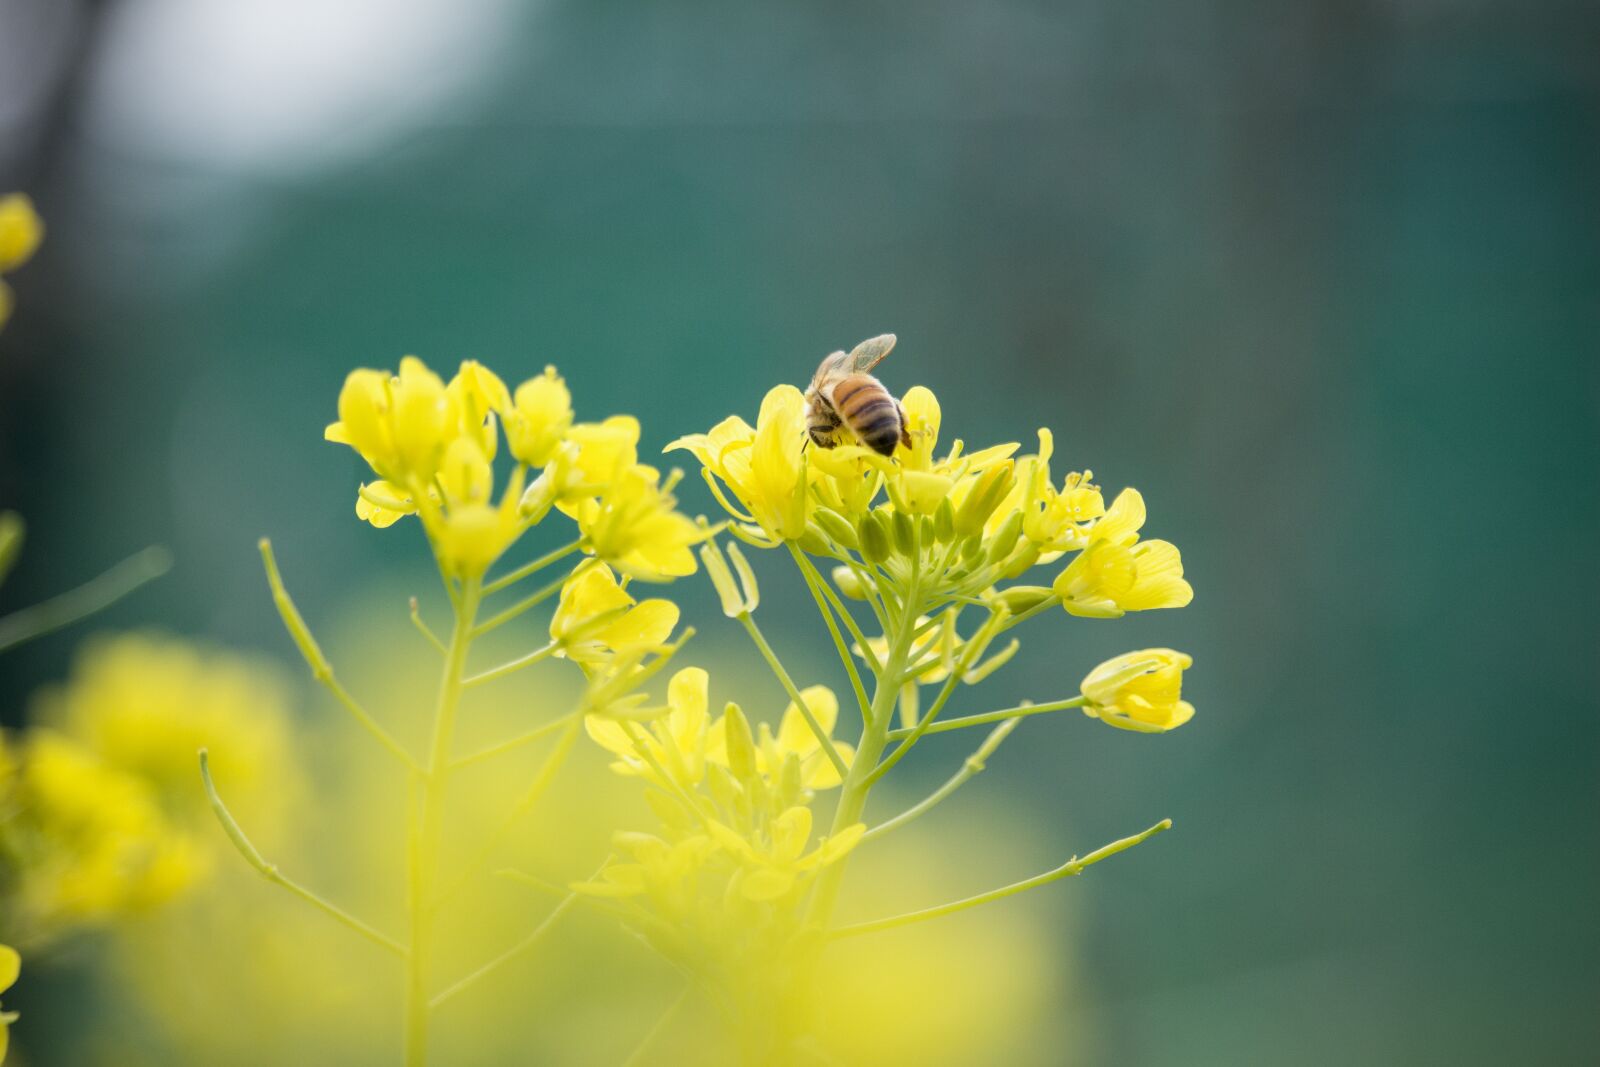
[1,1,1596,1063]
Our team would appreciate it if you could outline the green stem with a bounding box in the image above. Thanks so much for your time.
[199,750,404,956]
[471,568,573,637]
[885,696,1088,740]
[261,540,422,773]
[829,819,1173,940]
[0,544,171,653]
[735,612,849,780]
[429,889,579,1009]
[787,543,871,719]
[448,711,576,770]
[482,539,583,596]
[860,718,1019,844]
[622,987,691,1067]
[406,576,482,1067]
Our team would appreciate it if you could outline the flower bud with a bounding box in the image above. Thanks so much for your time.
[955,462,1015,537]
[812,509,859,550]
[992,585,1055,613]
[987,511,1024,563]
[1080,648,1195,733]
[934,498,956,543]
[892,511,916,558]
[721,703,758,784]
[831,566,869,600]
[699,541,746,617]
[798,523,833,557]
[1000,541,1040,579]
[858,511,892,563]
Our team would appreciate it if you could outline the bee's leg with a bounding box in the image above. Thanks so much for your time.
[896,399,912,450]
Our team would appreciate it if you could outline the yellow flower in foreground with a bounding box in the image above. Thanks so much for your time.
[1052,487,1192,617]
[666,384,808,542]
[0,943,16,1063]
[1080,648,1195,732]
[549,564,680,664]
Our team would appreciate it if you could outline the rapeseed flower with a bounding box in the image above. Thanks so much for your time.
[0,194,42,331]
[1052,487,1193,617]
[1080,648,1195,732]
[666,385,808,543]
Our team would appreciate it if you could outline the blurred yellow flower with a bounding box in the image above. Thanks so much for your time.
[1080,648,1195,732]
[1052,488,1192,617]
[708,805,865,902]
[586,666,711,790]
[0,193,43,331]
[0,943,18,1063]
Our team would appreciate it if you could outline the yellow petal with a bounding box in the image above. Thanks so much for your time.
[0,944,18,993]
[778,686,839,755]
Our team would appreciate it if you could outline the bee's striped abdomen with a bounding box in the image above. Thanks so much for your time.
[832,374,905,456]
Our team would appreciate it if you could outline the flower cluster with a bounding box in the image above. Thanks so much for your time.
[0,634,298,948]
[599,335,1201,1059]
[668,381,1192,624]
[327,357,702,581]
[0,194,41,332]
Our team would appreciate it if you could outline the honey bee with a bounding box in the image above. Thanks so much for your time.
[805,333,911,456]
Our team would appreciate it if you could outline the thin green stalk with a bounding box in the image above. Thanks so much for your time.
[472,567,574,637]
[735,612,849,780]
[448,711,577,770]
[860,718,1019,844]
[885,696,1088,740]
[462,642,559,688]
[429,889,579,1009]
[199,750,405,956]
[794,548,880,676]
[864,613,998,787]
[406,576,482,1067]
[483,539,583,596]
[787,543,871,719]
[260,540,422,773]
[437,715,582,907]
[0,544,170,653]
[410,597,447,653]
[829,819,1173,940]
[622,987,691,1067]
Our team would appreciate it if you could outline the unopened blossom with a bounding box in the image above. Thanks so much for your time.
[1080,648,1195,732]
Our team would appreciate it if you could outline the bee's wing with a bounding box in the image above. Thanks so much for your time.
[812,349,851,387]
[846,333,897,373]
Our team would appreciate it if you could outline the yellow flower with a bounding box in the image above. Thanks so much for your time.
[575,464,701,582]
[0,943,17,1063]
[446,360,510,460]
[424,470,526,579]
[587,666,711,790]
[33,632,298,838]
[1052,488,1192,617]
[710,685,856,789]
[0,195,42,271]
[1080,648,1195,732]
[563,415,641,495]
[325,356,457,484]
[0,193,42,331]
[12,731,206,930]
[706,805,866,902]
[572,832,715,901]
[666,384,808,542]
[506,365,573,467]
[549,564,680,664]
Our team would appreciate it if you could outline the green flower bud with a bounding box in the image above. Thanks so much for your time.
[987,511,1025,563]
[859,510,892,563]
[993,585,1056,613]
[813,508,860,550]
[832,565,869,600]
[934,498,956,543]
[955,463,1016,536]
[722,702,757,785]
[1001,541,1041,578]
[892,510,916,557]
